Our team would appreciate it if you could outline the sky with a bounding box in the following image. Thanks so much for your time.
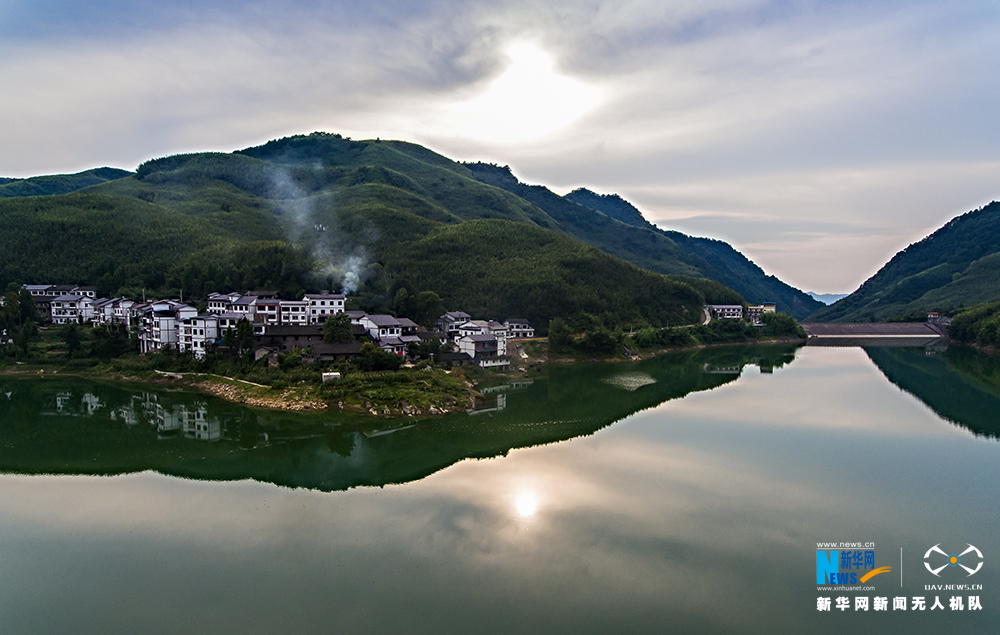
[2,0,998,293]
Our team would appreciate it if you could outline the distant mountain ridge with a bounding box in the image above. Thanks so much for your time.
[807,292,848,305]
[809,201,1000,321]
[463,164,821,319]
[0,167,131,198]
[562,186,821,318]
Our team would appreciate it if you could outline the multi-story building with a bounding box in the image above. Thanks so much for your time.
[359,314,403,340]
[457,333,510,368]
[179,314,220,358]
[747,303,777,324]
[504,319,535,339]
[436,311,472,340]
[137,301,198,353]
[50,294,97,324]
[706,304,744,320]
[207,292,241,314]
[279,299,309,325]
[303,293,345,324]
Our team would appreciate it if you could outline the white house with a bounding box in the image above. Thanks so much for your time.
[377,335,408,356]
[138,301,198,353]
[457,333,509,367]
[111,298,136,325]
[303,293,345,324]
[90,298,117,325]
[456,320,508,353]
[230,295,258,320]
[91,297,136,326]
[179,314,220,358]
[706,304,744,320]
[279,299,309,325]
[504,319,534,339]
[207,292,241,314]
[436,311,472,340]
[747,303,777,324]
[50,294,97,324]
[254,298,281,325]
[23,284,54,297]
[360,314,402,340]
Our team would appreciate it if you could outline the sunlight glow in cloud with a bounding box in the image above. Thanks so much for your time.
[445,43,602,144]
[1,1,998,293]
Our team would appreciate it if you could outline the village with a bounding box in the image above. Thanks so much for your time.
[19,284,536,368]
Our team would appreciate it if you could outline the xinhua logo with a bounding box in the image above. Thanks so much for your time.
[924,544,984,577]
[817,550,891,585]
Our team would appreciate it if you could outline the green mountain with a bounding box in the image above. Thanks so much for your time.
[563,187,822,318]
[0,167,131,198]
[0,133,815,325]
[809,201,1000,321]
[464,165,822,319]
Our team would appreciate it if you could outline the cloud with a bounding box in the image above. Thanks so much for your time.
[1,0,998,292]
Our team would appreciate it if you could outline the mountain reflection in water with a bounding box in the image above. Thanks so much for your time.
[864,346,1000,440]
[0,346,797,491]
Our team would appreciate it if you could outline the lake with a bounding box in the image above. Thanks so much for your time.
[0,343,997,634]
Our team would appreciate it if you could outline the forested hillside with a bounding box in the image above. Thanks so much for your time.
[561,187,822,319]
[0,132,815,327]
[809,202,1000,322]
[0,167,131,198]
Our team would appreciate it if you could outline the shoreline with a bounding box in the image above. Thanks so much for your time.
[542,336,807,364]
[0,364,479,417]
[2,337,806,415]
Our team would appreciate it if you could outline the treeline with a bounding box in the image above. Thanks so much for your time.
[0,286,41,361]
[949,302,1000,348]
[549,311,806,356]
[0,192,317,299]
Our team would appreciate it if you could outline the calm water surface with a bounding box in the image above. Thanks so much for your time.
[0,345,997,634]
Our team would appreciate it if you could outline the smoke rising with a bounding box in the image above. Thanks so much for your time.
[266,162,376,295]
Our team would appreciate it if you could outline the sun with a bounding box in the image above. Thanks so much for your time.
[448,43,602,144]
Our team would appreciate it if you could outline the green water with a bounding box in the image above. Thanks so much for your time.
[0,344,996,633]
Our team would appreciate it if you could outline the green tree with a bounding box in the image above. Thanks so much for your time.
[2,289,19,329]
[63,323,81,356]
[408,336,442,362]
[90,324,129,359]
[354,342,403,372]
[15,320,37,356]
[17,288,38,324]
[222,326,237,351]
[414,291,444,327]
[278,350,302,369]
[547,318,574,354]
[583,328,618,355]
[760,312,804,338]
[236,318,254,354]
[323,313,354,344]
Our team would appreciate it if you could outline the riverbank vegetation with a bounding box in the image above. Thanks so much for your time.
[0,316,476,416]
[548,311,806,358]
[948,302,1000,349]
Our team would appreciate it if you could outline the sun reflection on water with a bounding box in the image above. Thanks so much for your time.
[514,491,539,519]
